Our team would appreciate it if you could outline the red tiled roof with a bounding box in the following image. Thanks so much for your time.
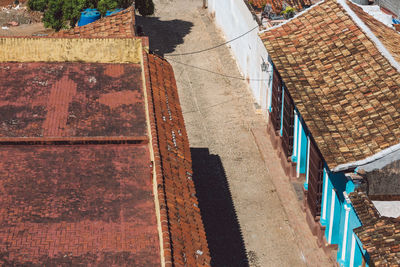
[260,0,400,169]
[50,7,135,38]
[145,53,211,266]
[0,144,161,265]
[0,6,211,265]
[0,62,146,138]
[347,1,400,64]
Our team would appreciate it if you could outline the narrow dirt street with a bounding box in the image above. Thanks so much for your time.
[138,1,332,266]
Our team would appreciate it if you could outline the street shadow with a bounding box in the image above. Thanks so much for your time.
[191,148,249,267]
[135,15,193,56]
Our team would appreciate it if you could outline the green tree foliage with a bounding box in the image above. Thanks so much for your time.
[28,0,146,31]
[62,0,89,28]
[43,0,64,31]
[27,0,48,12]
[135,0,154,16]
[97,0,118,16]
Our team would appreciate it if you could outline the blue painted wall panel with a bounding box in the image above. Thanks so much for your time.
[323,172,347,244]
[299,124,307,174]
[280,88,284,136]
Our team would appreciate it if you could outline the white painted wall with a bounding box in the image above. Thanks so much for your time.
[208,0,271,113]
[372,201,400,218]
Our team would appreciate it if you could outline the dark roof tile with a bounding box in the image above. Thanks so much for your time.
[350,191,400,266]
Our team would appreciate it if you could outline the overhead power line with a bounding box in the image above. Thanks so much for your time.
[164,57,271,81]
[166,25,259,57]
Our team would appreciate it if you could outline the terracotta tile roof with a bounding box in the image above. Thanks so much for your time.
[0,62,146,138]
[250,0,312,11]
[350,191,400,266]
[355,216,400,266]
[349,191,381,225]
[347,1,400,64]
[0,144,161,265]
[145,53,211,266]
[50,7,135,38]
[260,0,400,169]
[0,7,211,265]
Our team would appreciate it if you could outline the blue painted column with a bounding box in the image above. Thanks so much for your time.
[338,199,365,267]
[267,59,273,113]
[320,168,329,225]
[292,111,298,163]
[326,181,337,244]
[338,203,351,266]
[297,116,307,177]
[355,235,370,267]
[303,135,310,190]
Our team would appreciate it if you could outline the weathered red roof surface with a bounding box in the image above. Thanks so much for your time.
[0,7,211,265]
[50,7,135,38]
[0,62,146,138]
[0,144,161,265]
[145,54,211,266]
[260,0,400,169]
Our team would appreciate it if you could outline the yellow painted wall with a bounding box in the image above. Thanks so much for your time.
[0,38,142,63]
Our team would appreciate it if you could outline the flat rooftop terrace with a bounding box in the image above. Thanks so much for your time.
[0,144,160,265]
[0,54,162,264]
[0,62,146,138]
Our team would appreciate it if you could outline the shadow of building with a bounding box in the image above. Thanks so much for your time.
[191,148,249,267]
[135,15,193,56]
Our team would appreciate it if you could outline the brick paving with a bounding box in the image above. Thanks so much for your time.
[0,62,146,138]
[0,144,160,266]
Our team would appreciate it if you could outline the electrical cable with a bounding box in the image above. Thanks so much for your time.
[164,56,271,81]
[166,25,259,56]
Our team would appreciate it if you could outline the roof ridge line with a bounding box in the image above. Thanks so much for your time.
[333,142,400,172]
[338,0,400,73]
[259,0,327,34]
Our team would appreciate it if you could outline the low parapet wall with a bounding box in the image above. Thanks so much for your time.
[0,38,142,63]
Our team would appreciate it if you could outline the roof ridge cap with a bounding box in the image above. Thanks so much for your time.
[337,0,400,72]
[333,142,400,172]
